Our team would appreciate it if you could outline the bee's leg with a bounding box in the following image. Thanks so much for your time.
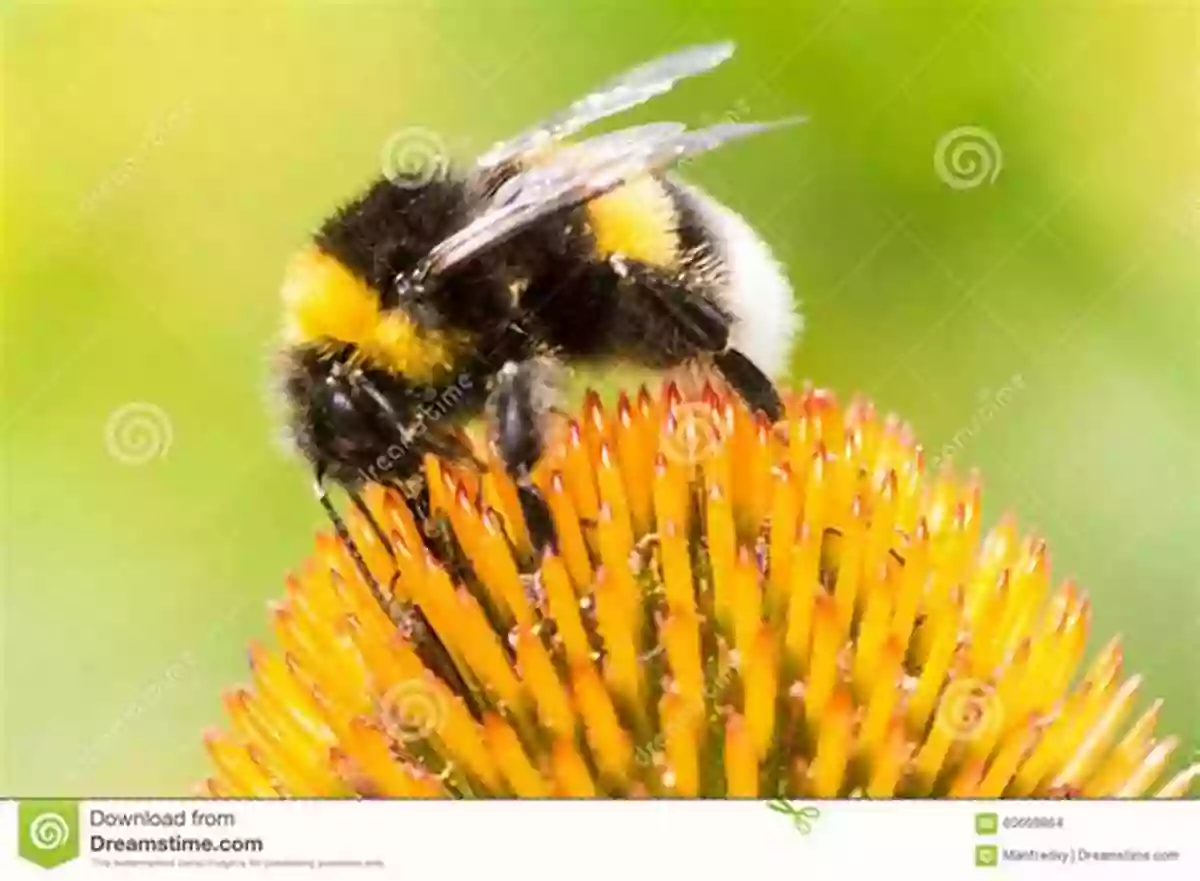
[712,348,784,423]
[409,481,475,580]
[388,476,434,525]
[484,357,562,560]
[618,266,785,423]
[515,484,557,560]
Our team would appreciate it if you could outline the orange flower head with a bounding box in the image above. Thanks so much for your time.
[201,379,1197,799]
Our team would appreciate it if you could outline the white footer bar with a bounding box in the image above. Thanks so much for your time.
[3,799,1197,879]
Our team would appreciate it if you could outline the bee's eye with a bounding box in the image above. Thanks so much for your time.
[329,387,356,416]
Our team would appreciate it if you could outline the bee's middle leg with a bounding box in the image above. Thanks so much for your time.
[711,348,784,423]
[658,293,784,423]
[619,268,785,424]
[484,356,563,560]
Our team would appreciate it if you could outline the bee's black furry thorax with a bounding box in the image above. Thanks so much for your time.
[314,174,515,333]
[314,176,467,303]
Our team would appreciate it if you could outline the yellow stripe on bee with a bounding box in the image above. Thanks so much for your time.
[280,246,463,382]
[585,176,678,269]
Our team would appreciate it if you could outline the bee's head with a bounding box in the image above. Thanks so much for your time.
[279,345,425,490]
[275,243,477,489]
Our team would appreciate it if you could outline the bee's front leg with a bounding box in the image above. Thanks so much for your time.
[484,355,564,560]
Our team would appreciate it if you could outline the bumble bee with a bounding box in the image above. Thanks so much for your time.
[276,42,805,593]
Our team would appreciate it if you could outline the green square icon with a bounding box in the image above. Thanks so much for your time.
[18,800,80,869]
[975,812,998,835]
[975,844,999,868]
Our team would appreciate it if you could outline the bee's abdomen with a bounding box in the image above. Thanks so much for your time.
[583,175,680,269]
[662,177,799,378]
[513,205,734,367]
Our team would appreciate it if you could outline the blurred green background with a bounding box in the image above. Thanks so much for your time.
[2,0,1196,796]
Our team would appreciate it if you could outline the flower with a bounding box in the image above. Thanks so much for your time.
[200,379,1197,799]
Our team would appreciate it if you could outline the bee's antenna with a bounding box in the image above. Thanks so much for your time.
[346,485,398,565]
[313,416,479,712]
[313,469,390,612]
[355,372,421,442]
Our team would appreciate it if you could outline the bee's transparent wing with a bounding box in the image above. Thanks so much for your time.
[416,116,805,279]
[487,122,687,208]
[474,42,736,172]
